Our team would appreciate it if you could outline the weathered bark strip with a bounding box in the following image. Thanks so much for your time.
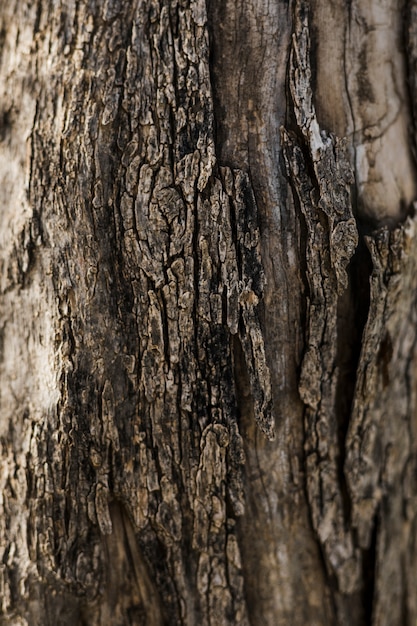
[283,2,361,596]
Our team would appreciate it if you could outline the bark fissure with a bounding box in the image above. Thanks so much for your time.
[283,2,361,597]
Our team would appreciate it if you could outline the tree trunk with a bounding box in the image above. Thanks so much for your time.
[1,0,417,624]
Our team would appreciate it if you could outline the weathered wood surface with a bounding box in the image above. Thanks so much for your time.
[1,0,417,624]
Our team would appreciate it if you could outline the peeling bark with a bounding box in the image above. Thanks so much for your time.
[1,0,417,625]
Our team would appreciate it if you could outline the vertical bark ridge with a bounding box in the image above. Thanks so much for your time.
[207,1,336,624]
[283,0,361,597]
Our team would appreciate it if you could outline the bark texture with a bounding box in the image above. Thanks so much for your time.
[1,0,417,625]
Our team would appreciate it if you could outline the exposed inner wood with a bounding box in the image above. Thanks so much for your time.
[312,0,417,224]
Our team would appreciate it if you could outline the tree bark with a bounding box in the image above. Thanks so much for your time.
[1,0,417,624]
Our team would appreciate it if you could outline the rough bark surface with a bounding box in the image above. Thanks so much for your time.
[1,0,417,625]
